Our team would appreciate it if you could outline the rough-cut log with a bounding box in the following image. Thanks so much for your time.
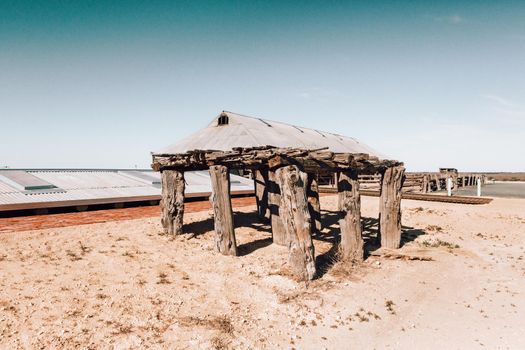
[379,166,405,249]
[268,170,287,245]
[160,170,185,235]
[276,165,316,281]
[337,170,364,262]
[307,174,321,232]
[209,165,237,256]
[254,169,270,220]
[421,175,428,193]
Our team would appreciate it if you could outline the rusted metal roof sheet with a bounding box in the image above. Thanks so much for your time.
[0,169,253,211]
[156,111,386,158]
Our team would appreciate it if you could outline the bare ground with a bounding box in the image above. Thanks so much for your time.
[1,195,524,349]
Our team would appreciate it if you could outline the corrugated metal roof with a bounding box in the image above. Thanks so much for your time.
[155,111,387,158]
[0,169,253,211]
[0,170,57,190]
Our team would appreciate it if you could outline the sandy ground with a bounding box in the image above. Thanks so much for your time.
[1,195,524,349]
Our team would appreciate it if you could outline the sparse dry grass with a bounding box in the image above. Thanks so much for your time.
[385,300,396,315]
[420,239,459,249]
[211,334,230,350]
[328,260,357,279]
[157,272,171,284]
[178,315,234,335]
[65,250,82,261]
[425,225,443,233]
[111,322,133,335]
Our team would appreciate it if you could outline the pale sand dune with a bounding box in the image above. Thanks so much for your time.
[1,196,524,349]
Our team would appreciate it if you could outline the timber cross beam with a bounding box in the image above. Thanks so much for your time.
[152,146,402,174]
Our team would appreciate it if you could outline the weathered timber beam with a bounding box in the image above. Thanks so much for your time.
[160,170,185,235]
[254,169,270,220]
[268,154,401,173]
[268,169,287,245]
[209,165,237,256]
[338,169,364,262]
[276,165,316,281]
[379,166,405,249]
[152,147,402,173]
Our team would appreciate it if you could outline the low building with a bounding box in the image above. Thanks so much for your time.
[0,169,253,212]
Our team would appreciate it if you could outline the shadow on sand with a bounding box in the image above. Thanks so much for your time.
[183,208,426,274]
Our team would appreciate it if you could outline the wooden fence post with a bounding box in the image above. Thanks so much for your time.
[307,173,321,233]
[379,166,405,249]
[209,165,237,256]
[254,169,270,220]
[337,169,364,262]
[160,170,185,235]
[268,170,287,245]
[421,174,428,193]
[276,165,316,281]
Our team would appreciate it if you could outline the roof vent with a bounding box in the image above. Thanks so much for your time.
[218,114,229,126]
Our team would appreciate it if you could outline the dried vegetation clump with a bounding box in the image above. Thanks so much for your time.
[178,315,234,335]
[420,239,459,249]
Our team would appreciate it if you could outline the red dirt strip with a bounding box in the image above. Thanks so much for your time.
[0,196,257,233]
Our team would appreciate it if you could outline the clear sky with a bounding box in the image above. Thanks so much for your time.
[1,1,523,171]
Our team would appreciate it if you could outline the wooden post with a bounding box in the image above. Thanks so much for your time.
[268,170,287,245]
[421,174,428,193]
[337,169,364,262]
[307,173,322,233]
[379,166,405,249]
[254,169,270,220]
[276,165,316,281]
[209,165,237,256]
[160,170,185,235]
[433,174,440,191]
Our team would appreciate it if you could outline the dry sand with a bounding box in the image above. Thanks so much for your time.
[1,195,524,349]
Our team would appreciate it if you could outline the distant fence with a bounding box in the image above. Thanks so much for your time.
[320,172,486,194]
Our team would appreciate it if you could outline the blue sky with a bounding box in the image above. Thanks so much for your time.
[1,1,524,171]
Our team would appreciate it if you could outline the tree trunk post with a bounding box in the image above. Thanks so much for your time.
[379,166,405,249]
[160,170,185,235]
[209,165,237,256]
[268,169,287,245]
[276,165,316,281]
[307,173,322,233]
[337,169,364,262]
[254,169,270,220]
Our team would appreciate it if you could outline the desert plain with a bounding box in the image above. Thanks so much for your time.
[1,194,524,349]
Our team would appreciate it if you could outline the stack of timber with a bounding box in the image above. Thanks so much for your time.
[152,146,401,173]
[152,146,405,282]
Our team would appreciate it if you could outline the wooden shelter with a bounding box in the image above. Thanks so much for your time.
[152,111,405,281]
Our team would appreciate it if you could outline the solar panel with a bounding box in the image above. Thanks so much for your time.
[0,171,57,191]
